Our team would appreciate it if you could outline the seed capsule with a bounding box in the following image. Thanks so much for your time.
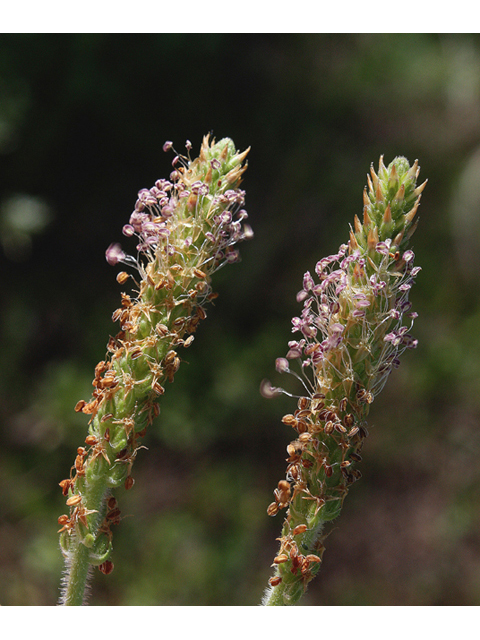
[107,508,121,522]
[111,308,123,323]
[287,442,302,458]
[267,502,279,516]
[184,335,195,347]
[273,554,289,564]
[275,479,292,508]
[155,323,169,336]
[196,306,207,320]
[298,397,309,410]
[98,560,114,575]
[59,479,72,496]
[324,421,334,435]
[344,414,354,428]
[358,425,369,438]
[292,524,308,536]
[164,350,177,364]
[305,554,321,564]
[296,409,311,419]
[357,388,374,404]
[318,409,330,421]
[152,381,165,395]
[298,432,312,443]
[116,271,130,284]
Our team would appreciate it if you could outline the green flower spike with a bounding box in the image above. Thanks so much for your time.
[261,156,426,606]
[58,135,251,605]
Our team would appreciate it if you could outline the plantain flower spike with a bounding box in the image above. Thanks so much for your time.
[262,156,425,606]
[58,135,251,605]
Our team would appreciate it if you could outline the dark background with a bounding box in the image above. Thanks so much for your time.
[1,33,480,605]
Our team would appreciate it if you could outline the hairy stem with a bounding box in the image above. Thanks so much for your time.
[61,539,92,606]
[59,472,111,605]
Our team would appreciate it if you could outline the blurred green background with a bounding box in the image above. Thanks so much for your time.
[1,33,480,606]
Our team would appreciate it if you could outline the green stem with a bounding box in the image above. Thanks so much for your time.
[263,581,290,606]
[62,541,92,606]
[60,478,110,606]
[263,574,307,606]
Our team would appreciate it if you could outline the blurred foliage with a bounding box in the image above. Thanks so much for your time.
[1,33,480,605]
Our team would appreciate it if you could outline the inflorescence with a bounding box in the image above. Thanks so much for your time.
[262,156,426,606]
[58,135,251,604]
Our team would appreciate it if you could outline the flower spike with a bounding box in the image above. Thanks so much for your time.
[58,135,251,605]
[262,156,424,606]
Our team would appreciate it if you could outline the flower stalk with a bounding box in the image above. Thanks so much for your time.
[58,135,251,605]
[261,156,425,606]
